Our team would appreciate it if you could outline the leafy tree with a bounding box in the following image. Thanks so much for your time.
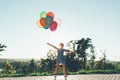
[94,60,104,70]
[12,61,29,74]
[115,62,120,70]
[39,50,56,73]
[89,55,95,70]
[21,62,29,74]
[97,50,106,70]
[5,61,15,74]
[94,50,107,70]
[47,50,56,60]
[39,59,53,72]
[102,50,106,70]
[68,38,94,70]
[89,46,96,70]
[0,44,7,54]
[65,53,80,72]
[28,59,36,73]
[105,63,115,70]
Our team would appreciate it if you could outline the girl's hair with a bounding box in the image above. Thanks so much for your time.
[59,43,64,47]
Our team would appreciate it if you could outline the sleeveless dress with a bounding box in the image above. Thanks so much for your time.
[56,49,69,64]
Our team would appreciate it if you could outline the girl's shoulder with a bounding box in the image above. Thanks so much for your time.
[61,48,69,52]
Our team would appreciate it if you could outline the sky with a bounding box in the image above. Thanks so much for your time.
[0,0,120,61]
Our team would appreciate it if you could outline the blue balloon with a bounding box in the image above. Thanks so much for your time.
[44,25,50,29]
[45,16,53,26]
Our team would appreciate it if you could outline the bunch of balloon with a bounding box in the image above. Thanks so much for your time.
[37,11,62,32]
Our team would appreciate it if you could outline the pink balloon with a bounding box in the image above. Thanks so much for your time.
[50,21,58,31]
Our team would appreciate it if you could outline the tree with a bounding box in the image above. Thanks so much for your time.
[94,60,104,70]
[94,50,107,70]
[99,50,106,70]
[21,62,29,75]
[28,59,36,73]
[47,50,56,60]
[65,53,80,72]
[102,50,106,70]
[115,62,120,70]
[12,61,25,74]
[0,44,7,54]
[12,61,20,73]
[5,61,15,74]
[68,38,94,70]
[89,55,96,70]
[89,45,96,70]
[39,51,56,73]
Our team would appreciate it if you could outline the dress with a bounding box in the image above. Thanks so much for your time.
[56,49,69,64]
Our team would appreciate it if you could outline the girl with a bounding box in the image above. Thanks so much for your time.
[47,42,74,80]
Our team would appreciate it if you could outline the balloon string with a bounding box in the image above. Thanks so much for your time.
[48,30,50,42]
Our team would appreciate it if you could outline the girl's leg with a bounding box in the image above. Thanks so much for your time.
[54,63,59,77]
[62,64,67,77]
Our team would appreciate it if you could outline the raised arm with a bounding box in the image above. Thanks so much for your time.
[47,43,58,49]
[64,49,75,53]
[69,50,76,53]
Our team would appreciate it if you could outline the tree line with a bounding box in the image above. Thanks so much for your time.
[0,38,120,75]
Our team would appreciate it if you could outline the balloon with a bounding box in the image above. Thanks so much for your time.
[40,11,46,18]
[37,11,61,32]
[44,25,50,29]
[50,21,58,31]
[47,12,54,18]
[45,16,53,26]
[40,18,46,27]
[55,18,62,26]
[36,19,43,28]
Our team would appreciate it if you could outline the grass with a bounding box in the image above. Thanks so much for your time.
[0,70,120,77]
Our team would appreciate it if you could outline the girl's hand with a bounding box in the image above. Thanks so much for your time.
[46,43,58,49]
[47,43,51,45]
[47,43,49,45]
[70,50,75,53]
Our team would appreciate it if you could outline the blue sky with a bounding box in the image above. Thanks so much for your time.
[0,0,120,61]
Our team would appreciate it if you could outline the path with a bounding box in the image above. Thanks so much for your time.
[0,74,120,80]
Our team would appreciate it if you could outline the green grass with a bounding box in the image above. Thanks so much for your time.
[0,70,120,77]
[77,70,120,74]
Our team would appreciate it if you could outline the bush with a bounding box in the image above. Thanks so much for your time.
[83,70,120,74]
[0,70,120,77]
[78,70,88,74]
[0,73,26,77]
[70,70,120,74]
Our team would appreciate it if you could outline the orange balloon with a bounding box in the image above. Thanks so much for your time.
[36,19,44,28]
[40,18,46,27]
[47,12,54,19]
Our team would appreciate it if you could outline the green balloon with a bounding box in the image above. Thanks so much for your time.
[40,11,46,18]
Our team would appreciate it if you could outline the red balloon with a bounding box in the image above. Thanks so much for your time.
[40,18,46,27]
[50,21,58,31]
[47,12,54,19]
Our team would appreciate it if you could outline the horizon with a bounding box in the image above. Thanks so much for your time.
[0,57,119,62]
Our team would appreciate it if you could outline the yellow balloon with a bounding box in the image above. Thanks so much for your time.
[36,19,44,28]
